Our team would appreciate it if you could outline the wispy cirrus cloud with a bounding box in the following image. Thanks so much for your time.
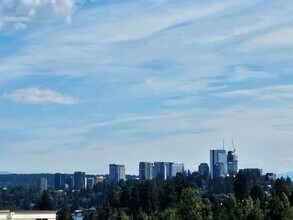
[241,27,293,51]
[215,84,293,101]
[0,0,74,30]
[3,87,76,104]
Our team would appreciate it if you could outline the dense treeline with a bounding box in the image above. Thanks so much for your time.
[0,171,292,219]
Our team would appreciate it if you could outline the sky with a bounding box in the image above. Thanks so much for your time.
[0,0,292,175]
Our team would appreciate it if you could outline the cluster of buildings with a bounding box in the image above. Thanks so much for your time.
[198,149,238,179]
[198,149,276,181]
[109,162,185,183]
[36,148,277,191]
[53,172,105,191]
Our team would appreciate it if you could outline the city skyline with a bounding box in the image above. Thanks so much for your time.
[0,0,293,175]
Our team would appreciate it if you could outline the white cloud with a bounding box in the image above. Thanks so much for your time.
[0,0,74,29]
[241,27,293,50]
[216,84,293,101]
[3,87,76,104]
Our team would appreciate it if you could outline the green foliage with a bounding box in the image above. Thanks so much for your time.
[158,208,179,220]
[234,170,249,201]
[138,180,158,214]
[58,203,72,220]
[270,192,291,220]
[159,180,177,210]
[0,172,290,219]
[209,195,223,220]
[35,191,54,210]
[250,184,264,202]
[274,178,291,197]
[247,199,264,220]
[178,188,202,220]
[201,198,213,220]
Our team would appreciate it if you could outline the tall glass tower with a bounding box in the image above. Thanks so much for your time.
[210,149,227,179]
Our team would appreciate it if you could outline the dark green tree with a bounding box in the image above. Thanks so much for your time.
[274,178,290,197]
[247,199,264,220]
[159,180,177,210]
[35,191,54,210]
[120,184,130,208]
[201,198,213,220]
[234,170,249,200]
[58,203,72,220]
[250,184,264,202]
[138,180,158,214]
[209,195,223,220]
[270,192,291,220]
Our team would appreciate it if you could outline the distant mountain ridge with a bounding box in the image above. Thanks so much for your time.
[0,171,10,174]
[277,171,293,179]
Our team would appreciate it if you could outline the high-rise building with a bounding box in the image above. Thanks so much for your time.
[227,150,238,177]
[54,173,66,190]
[87,177,95,190]
[168,162,185,179]
[153,162,170,179]
[95,175,106,184]
[109,164,126,183]
[210,149,227,179]
[39,177,47,192]
[198,163,209,178]
[139,162,154,180]
[66,176,74,189]
[74,171,86,190]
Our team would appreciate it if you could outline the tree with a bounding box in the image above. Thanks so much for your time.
[234,170,249,200]
[209,195,223,220]
[274,178,290,197]
[58,203,72,220]
[138,180,158,214]
[201,198,213,220]
[226,195,238,220]
[247,199,264,220]
[35,191,54,210]
[159,180,177,210]
[250,184,264,202]
[270,192,292,220]
[158,208,178,220]
[120,184,130,208]
[178,188,202,220]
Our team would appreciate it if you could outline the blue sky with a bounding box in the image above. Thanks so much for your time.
[0,0,292,175]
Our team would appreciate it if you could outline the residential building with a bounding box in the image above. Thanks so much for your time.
[198,163,209,178]
[139,162,154,180]
[38,177,47,192]
[109,164,126,183]
[54,173,65,190]
[168,162,184,179]
[87,177,95,190]
[95,175,105,184]
[265,173,276,181]
[210,149,227,179]
[65,176,74,189]
[0,210,56,220]
[74,171,86,190]
[243,168,263,178]
[153,162,170,179]
[227,150,238,177]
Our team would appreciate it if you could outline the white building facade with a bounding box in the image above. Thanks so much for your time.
[0,210,56,220]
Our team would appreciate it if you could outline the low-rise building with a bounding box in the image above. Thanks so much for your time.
[0,210,56,220]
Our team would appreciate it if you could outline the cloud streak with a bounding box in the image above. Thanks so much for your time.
[0,0,74,30]
[3,87,76,104]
